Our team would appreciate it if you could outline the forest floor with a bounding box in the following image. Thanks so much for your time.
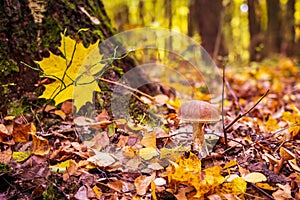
[0,57,300,200]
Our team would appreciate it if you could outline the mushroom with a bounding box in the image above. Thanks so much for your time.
[178,100,221,158]
[274,147,295,174]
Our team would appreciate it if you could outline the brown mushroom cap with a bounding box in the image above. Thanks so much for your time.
[178,100,221,123]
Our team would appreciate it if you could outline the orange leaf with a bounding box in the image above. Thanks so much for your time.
[13,122,36,143]
[141,132,156,148]
[134,173,155,195]
[32,134,50,156]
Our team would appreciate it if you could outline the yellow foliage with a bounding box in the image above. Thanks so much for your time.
[36,33,104,110]
[282,111,300,138]
[221,177,247,196]
[167,153,225,198]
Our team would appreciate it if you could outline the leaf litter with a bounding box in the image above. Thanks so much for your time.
[0,55,300,199]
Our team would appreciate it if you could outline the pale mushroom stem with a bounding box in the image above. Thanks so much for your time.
[192,122,209,158]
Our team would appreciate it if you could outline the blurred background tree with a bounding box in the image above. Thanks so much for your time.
[103,0,300,64]
[0,0,299,112]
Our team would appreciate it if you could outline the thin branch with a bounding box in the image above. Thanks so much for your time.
[225,89,270,131]
[222,61,228,146]
[98,77,155,101]
[250,183,275,200]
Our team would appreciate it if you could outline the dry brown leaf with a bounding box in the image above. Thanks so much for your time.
[0,148,12,163]
[122,146,136,158]
[62,160,81,181]
[74,185,89,200]
[96,109,110,122]
[12,122,35,143]
[134,172,156,195]
[174,187,194,200]
[44,105,56,112]
[107,181,123,193]
[61,101,74,115]
[87,151,115,167]
[243,172,267,183]
[83,131,109,151]
[272,184,292,199]
[141,132,156,148]
[0,124,9,136]
[31,134,50,156]
[54,110,66,120]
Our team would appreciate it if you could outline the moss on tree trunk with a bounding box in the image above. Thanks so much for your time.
[0,0,116,104]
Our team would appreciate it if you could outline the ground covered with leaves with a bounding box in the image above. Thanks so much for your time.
[0,57,300,200]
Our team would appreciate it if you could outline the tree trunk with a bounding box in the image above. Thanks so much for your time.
[263,0,282,57]
[193,0,228,60]
[248,0,263,61]
[0,0,116,103]
[282,0,296,56]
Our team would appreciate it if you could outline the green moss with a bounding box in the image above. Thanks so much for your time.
[0,163,10,174]
[42,16,63,49]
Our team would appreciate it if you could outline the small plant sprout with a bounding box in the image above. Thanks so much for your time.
[178,100,220,158]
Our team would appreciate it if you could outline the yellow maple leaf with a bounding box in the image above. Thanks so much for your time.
[36,33,104,110]
[221,177,247,195]
[167,153,225,198]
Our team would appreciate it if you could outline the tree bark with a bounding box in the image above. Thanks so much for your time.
[282,0,296,56]
[193,0,228,60]
[263,0,282,57]
[248,0,263,61]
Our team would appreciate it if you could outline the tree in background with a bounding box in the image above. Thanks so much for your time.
[188,0,228,62]
[248,0,263,61]
[282,0,296,56]
[263,0,282,58]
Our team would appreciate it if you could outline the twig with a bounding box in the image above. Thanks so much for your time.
[250,183,275,200]
[47,179,70,200]
[225,89,270,131]
[98,77,155,100]
[221,61,228,146]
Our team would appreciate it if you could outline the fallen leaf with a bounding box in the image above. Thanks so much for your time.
[243,172,267,183]
[87,151,115,167]
[272,184,292,199]
[54,110,66,120]
[61,101,74,115]
[74,185,89,200]
[12,151,30,162]
[31,134,50,156]
[134,173,155,195]
[139,147,159,160]
[221,177,247,195]
[92,185,102,198]
[141,132,156,148]
[13,122,36,143]
[0,148,12,163]
[153,178,166,186]
[83,131,109,151]
[122,146,136,158]
[0,124,9,136]
[50,159,71,173]
[255,183,276,190]
[148,162,164,170]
